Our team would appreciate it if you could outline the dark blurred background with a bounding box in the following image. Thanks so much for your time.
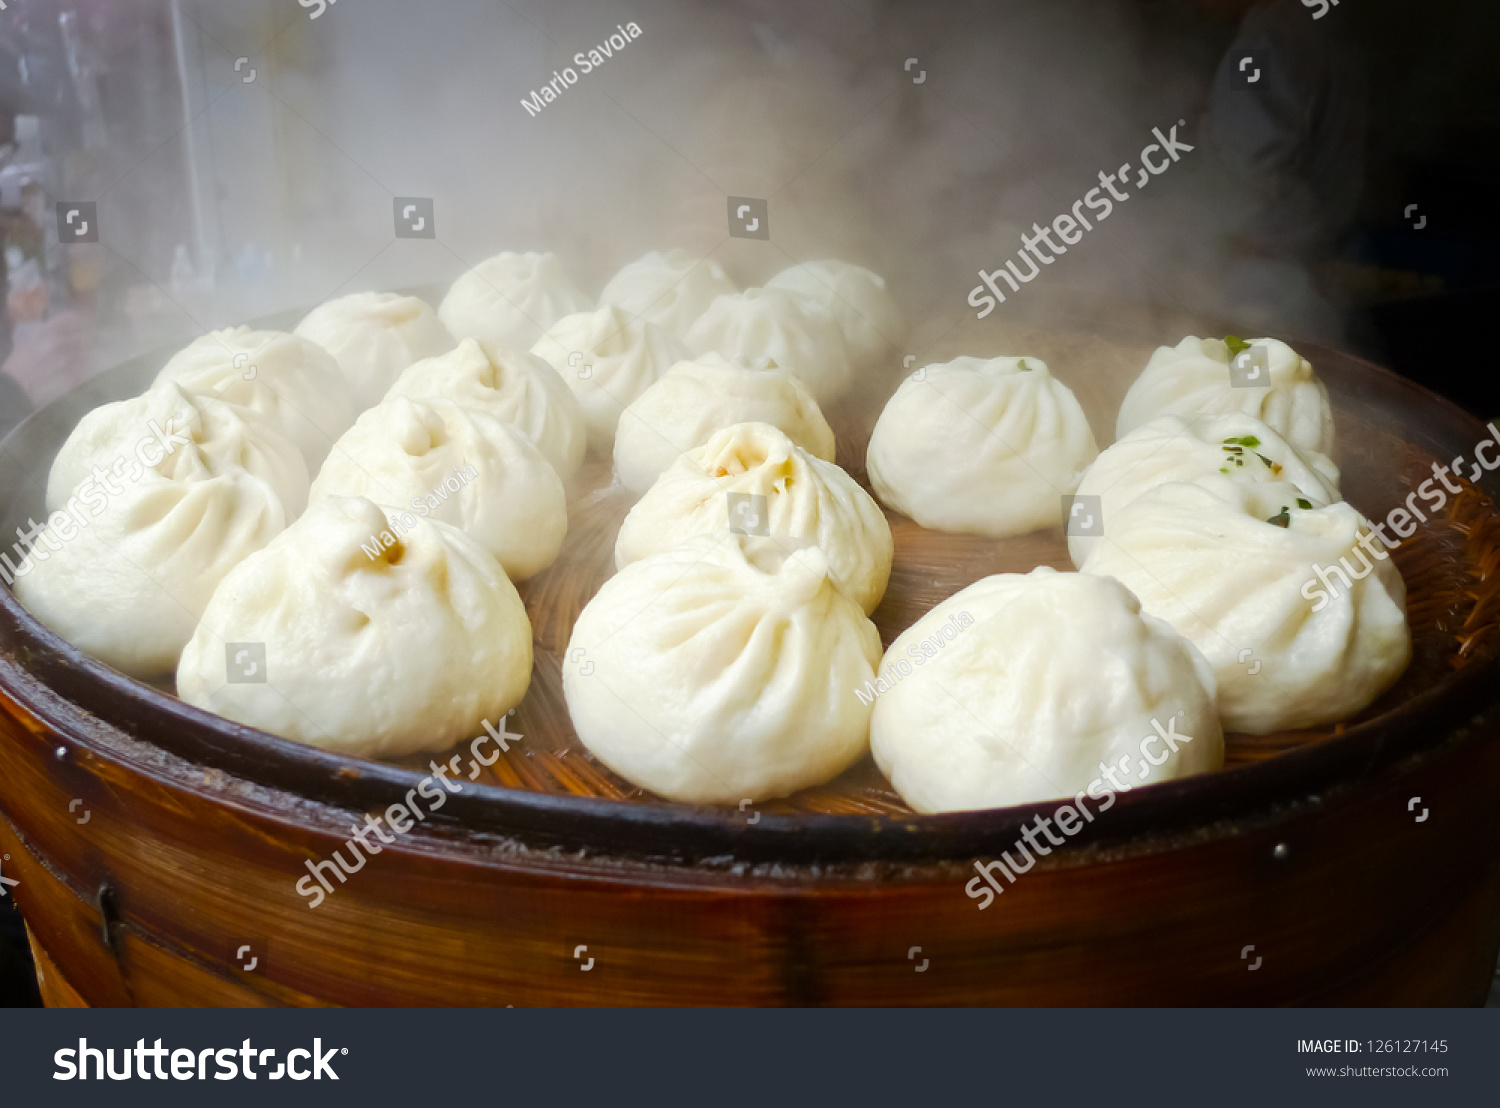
[1291,0,1498,419]
[0,895,41,1006]
[0,0,1496,1007]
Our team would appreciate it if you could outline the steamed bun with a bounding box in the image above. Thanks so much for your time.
[867,355,1098,536]
[15,445,288,678]
[310,396,566,579]
[1081,482,1410,733]
[294,291,453,408]
[684,287,852,403]
[598,248,736,337]
[615,422,892,614]
[612,353,835,495]
[153,327,358,470]
[870,567,1223,813]
[177,496,533,759]
[564,534,881,803]
[1116,336,1334,455]
[46,380,310,519]
[438,251,592,350]
[765,260,904,370]
[530,304,689,451]
[1068,412,1340,566]
[384,337,586,480]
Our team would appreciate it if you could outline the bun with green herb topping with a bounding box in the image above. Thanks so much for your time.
[1116,336,1333,456]
[1068,412,1339,566]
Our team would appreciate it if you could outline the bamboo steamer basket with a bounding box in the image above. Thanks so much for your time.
[1,305,1498,1006]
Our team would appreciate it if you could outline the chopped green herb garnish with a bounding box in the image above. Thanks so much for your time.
[1222,435,1261,448]
[1225,336,1252,357]
[1256,452,1275,468]
[1295,497,1312,510]
[1267,507,1291,527]
[1017,358,1032,371]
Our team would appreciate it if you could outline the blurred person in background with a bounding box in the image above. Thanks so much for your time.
[1201,0,1367,339]
[0,0,112,435]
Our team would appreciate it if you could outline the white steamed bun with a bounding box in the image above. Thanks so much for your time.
[45,380,309,519]
[1068,412,1340,567]
[384,337,586,480]
[870,567,1224,814]
[765,260,904,370]
[615,422,892,614]
[598,249,736,337]
[153,327,358,470]
[15,442,288,678]
[1116,336,1334,455]
[177,496,533,759]
[294,291,453,409]
[612,353,835,495]
[1081,482,1410,733]
[684,287,852,403]
[530,304,689,452]
[310,396,566,580]
[438,251,592,350]
[867,355,1098,536]
[564,533,881,804]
